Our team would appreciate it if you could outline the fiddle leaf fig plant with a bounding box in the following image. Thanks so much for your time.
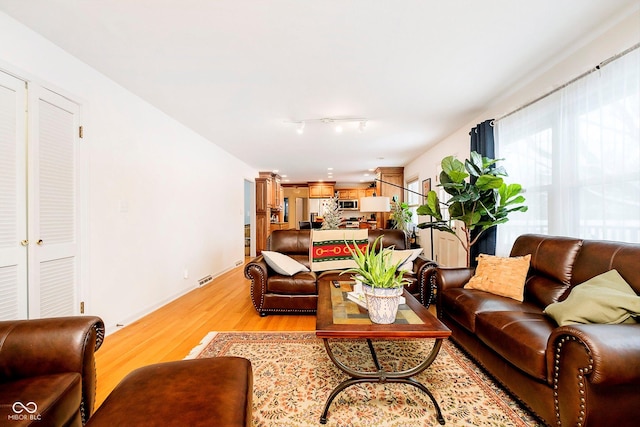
[417,151,527,267]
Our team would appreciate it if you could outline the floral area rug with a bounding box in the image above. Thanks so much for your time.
[186,332,543,427]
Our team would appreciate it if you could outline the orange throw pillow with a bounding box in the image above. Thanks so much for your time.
[464,254,531,301]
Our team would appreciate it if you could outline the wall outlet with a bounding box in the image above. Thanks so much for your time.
[183,268,189,279]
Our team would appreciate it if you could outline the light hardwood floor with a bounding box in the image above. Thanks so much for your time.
[94,259,315,406]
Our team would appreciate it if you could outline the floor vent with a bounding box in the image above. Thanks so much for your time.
[198,275,213,286]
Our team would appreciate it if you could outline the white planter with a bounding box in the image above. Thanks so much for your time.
[363,285,402,324]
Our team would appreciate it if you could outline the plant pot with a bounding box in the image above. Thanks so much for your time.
[364,286,402,324]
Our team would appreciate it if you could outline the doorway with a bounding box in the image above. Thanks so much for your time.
[244,179,253,258]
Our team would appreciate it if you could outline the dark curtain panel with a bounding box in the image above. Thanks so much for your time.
[469,119,496,266]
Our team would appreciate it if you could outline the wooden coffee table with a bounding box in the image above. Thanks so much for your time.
[316,278,452,424]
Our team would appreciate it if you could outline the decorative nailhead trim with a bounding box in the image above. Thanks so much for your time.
[246,264,266,311]
[553,335,593,427]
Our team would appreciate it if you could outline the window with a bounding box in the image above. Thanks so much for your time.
[495,47,640,255]
[405,178,421,229]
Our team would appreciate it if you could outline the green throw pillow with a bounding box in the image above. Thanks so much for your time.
[544,269,640,326]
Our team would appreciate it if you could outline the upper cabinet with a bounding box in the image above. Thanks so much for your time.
[259,171,282,210]
[336,188,376,200]
[308,182,335,198]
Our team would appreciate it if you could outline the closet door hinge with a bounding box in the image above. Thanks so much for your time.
[79,126,84,139]
[80,301,85,314]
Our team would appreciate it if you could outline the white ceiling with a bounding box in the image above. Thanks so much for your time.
[1,0,637,184]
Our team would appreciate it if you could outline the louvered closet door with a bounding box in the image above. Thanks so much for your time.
[0,72,28,320]
[27,88,80,318]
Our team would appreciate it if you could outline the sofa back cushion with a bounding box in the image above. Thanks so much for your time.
[569,240,640,297]
[510,234,583,307]
[369,229,408,250]
[268,230,311,255]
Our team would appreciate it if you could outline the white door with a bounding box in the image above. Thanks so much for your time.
[27,87,81,318]
[0,72,28,320]
[435,224,467,267]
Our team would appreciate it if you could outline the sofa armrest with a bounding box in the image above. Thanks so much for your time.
[548,323,640,386]
[412,256,438,307]
[244,256,269,315]
[547,323,640,426]
[0,316,104,421]
[434,267,476,291]
[432,267,475,318]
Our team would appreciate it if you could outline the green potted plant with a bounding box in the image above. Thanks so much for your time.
[341,235,410,324]
[389,195,413,232]
[417,151,527,267]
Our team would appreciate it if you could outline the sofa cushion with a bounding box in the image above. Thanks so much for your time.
[390,248,423,271]
[475,311,554,381]
[464,254,531,301]
[441,288,541,333]
[261,251,309,276]
[267,271,317,295]
[0,372,82,425]
[511,234,582,285]
[523,276,570,308]
[544,269,640,326]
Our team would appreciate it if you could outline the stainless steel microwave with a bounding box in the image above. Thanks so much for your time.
[338,200,358,210]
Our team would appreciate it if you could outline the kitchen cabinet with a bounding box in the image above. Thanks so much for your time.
[256,172,283,254]
[336,187,376,200]
[337,189,359,199]
[308,182,335,198]
[375,167,404,229]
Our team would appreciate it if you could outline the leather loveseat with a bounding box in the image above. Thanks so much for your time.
[0,316,104,426]
[245,229,437,316]
[432,234,640,427]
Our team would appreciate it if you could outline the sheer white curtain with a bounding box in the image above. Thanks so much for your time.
[495,47,640,255]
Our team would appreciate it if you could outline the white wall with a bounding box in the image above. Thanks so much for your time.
[404,8,640,264]
[0,12,258,333]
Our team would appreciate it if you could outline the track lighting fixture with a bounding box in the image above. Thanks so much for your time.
[285,117,368,134]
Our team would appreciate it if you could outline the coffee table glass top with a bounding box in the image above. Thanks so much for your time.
[331,281,424,325]
[316,278,451,339]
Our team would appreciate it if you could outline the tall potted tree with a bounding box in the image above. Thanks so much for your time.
[417,151,527,267]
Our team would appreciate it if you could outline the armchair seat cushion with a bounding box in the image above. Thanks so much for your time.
[475,311,553,381]
[0,372,82,426]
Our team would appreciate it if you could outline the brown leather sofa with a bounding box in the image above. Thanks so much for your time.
[245,228,437,316]
[0,316,104,426]
[432,234,640,427]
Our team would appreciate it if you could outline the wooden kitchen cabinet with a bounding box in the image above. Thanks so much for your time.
[337,189,359,199]
[256,171,283,254]
[308,182,335,198]
[375,167,404,229]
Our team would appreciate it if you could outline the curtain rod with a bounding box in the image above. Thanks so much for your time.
[494,42,640,124]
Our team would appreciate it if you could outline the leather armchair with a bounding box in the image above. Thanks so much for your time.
[0,316,105,426]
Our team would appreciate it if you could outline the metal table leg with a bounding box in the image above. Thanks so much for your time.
[319,338,445,425]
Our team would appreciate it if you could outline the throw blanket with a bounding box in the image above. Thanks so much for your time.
[310,229,368,272]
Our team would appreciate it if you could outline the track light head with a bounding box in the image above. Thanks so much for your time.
[296,121,305,134]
